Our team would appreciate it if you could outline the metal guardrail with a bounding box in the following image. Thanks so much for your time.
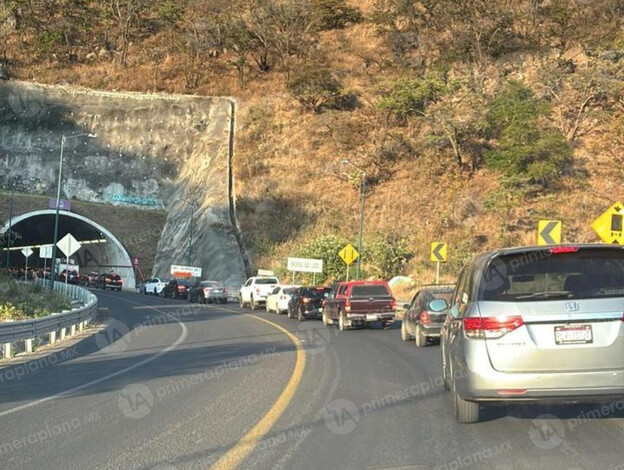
[0,280,98,345]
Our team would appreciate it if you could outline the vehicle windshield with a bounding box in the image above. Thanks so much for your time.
[283,288,298,295]
[255,278,279,284]
[481,248,624,301]
[351,284,391,297]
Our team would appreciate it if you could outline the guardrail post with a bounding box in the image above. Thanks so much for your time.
[2,343,11,358]
[70,324,76,336]
[49,330,57,344]
[60,328,66,341]
[78,321,84,332]
[25,338,33,353]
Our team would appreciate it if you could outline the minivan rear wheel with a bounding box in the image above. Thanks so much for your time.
[451,374,480,424]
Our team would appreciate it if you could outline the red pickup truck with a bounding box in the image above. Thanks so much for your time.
[322,280,396,331]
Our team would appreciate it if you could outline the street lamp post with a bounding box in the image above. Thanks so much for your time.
[187,202,195,267]
[341,160,366,280]
[5,180,14,270]
[49,133,97,289]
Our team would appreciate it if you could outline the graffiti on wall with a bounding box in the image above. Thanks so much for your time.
[108,194,161,207]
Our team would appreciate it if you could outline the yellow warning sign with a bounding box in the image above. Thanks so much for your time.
[537,220,562,246]
[339,244,359,266]
[430,242,447,262]
[592,202,624,244]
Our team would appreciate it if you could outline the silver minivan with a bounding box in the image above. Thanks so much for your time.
[441,244,624,423]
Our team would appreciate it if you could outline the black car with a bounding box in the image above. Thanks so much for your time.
[96,273,123,291]
[58,269,80,284]
[287,286,332,321]
[162,279,194,299]
[188,280,228,304]
[401,285,453,347]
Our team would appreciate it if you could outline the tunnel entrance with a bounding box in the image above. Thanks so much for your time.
[1,210,136,289]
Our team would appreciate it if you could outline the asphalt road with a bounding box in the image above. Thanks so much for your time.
[1,290,624,470]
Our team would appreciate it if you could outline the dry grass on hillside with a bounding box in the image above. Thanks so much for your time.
[6,3,624,286]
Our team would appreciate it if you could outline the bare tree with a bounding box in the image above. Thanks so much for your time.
[105,0,148,67]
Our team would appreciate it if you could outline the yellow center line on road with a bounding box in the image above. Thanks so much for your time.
[209,308,307,470]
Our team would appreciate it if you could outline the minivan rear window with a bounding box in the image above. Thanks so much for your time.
[480,248,624,301]
[256,278,278,284]
[351,284,391,297]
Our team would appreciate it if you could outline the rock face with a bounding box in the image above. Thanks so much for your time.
[0,81,247,288]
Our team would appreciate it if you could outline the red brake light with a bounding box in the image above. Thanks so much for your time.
[463,316,523,339]
[345,299,351,313]
[302,297,311,303]
[391,299,397,310]
[420,311,431,325]
[549,246,579,254]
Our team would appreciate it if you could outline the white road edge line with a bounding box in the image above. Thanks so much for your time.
[0,298,188,418]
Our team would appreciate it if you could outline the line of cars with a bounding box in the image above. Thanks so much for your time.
[137,277,229,303]
[239,276,397,328]
[240,243,624,424]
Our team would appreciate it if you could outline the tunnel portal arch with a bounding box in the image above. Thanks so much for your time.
[1,210,136,289]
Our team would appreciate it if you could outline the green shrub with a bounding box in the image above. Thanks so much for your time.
[376,72,458,119]
[31,30,65,56]
[312,0,363,31]
[287,68,344,113]
[484,81,571,189]
[364,233,412,280]
[296,234,352,283]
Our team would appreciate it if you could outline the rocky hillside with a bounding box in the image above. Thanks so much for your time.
[2,0,623,284]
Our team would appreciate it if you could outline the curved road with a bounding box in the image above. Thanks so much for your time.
[1,290,623,469]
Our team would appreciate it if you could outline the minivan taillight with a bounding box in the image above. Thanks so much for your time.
[391,299,397,310]
[345,299,351,313]
[420,311,431,325]
[463,316,523,339]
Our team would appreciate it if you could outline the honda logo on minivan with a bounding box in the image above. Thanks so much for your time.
[564,301,580,312]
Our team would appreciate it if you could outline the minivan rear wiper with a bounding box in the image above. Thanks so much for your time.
[515,291,572,300]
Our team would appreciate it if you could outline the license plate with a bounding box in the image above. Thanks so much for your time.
[366,314,377,321]
[555,324,593,345]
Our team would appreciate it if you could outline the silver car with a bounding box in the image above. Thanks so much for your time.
[441,244,624,423]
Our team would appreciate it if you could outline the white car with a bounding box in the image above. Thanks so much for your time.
[144,278,169,295]
[239,276,280,310]
[266,285,300,314]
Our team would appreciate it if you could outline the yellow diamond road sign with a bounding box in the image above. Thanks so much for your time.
[537,220,562,246]
[339,244,359,266]
[430,242,447,262]
[592,202,624,245]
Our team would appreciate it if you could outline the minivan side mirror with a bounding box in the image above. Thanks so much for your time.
[428,298,449,312]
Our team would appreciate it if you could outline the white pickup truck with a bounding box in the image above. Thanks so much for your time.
[239,276,280,310]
